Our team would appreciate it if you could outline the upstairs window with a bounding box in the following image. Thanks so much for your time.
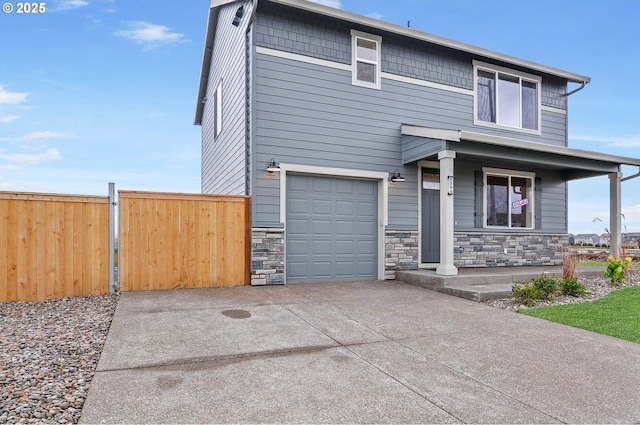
[351,30,382,90]
[214,80,222,139]
[474,61,540,133]
[484,168,535,229]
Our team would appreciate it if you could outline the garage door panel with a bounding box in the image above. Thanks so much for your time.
[288,197,309,215]
[357,240,376,255]
[288,239,309,255]
[286,174,378,283]
[312,178,333,193]
[312,199,332,215]
[312,219,332,235]
[335,239,355,254]
[335,200,355,216]
[312,240,332,255]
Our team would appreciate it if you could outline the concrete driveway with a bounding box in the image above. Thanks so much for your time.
[80,280,640,424]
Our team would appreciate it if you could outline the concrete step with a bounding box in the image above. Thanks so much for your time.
[396,266,564,302]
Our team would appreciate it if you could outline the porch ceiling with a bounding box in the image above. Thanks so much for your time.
[401,125,640,180]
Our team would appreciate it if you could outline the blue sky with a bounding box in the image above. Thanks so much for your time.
[1,0,639,234]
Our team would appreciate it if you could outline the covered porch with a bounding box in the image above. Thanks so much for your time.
[402,124,640,276]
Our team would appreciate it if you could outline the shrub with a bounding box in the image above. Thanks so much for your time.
[511,283,543,307]
[605,256,632,285]
[562,250,579,280]
[531,274,559,301]
[558,277,588,297]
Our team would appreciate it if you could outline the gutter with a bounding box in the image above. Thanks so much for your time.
[565,81,588,97]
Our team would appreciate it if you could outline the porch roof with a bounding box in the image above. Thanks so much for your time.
[401,125,640,180]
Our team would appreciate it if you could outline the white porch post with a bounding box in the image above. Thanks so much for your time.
[437,150,458,276]
[609,171,622,257]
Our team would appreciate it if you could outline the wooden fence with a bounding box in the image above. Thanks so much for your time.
[0,192,109,303]
[118,191,250,291]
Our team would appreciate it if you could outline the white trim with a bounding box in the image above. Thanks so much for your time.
[541,105,567,115]
[482,167,536,230]
[401,125,640,167]
[214,80,223,139]
[351,30,382,90]
[256,46,476,98]
[382,72,473,96]
[278,163,389,281]
[256,46,351,72]
[473,60,542,136]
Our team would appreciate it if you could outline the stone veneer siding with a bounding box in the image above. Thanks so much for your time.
[385,230,419,279]
[454,231,567,268]
[251,228,284,285]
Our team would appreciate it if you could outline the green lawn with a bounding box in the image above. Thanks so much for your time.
[579,261,640,270]
[519,286,640,344]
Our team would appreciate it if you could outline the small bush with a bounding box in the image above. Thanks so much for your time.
[531,274,559,301]
[558,277,588,297]
[605,256,632,285]
[562,250,579,280]
[511,283,543,307]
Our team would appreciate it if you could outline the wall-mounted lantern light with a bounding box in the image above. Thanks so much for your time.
[232,5,244,26]
[448,175,454,195]
[389,169,405,183]
[266,158,281,173]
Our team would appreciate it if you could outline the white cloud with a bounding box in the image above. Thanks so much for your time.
[16,131,71,141]
[308,0,341,9]
[0,148,61,166]
[0,115,18,124]
[114,21,185,48]
[571,134,640,148]
[0,85,28,105]
[52,0,89,11]
[366,12,384,20]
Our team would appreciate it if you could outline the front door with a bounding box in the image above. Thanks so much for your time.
[421,168,440,263]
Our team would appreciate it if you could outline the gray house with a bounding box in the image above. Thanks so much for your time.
[195,0,640,285]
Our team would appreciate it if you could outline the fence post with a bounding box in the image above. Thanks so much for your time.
[108,182,117,293]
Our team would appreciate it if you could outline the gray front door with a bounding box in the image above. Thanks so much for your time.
[286,174,378,283]
[421,169,440,263]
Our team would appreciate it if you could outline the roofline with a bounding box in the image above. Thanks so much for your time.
[195,0,592,124]
[269,0,591,85]
[401,125,640,167]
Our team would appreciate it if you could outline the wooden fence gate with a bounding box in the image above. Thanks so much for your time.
[118,191,250,291]
[0,192,109,303]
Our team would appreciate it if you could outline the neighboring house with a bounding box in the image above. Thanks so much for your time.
[623,232,640,244]
[195,0,640,285]
[574,234,601,246]
[599,233,610,246]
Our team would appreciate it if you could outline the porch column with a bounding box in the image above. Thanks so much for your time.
[609,171,622,257]
[437,150,458,276]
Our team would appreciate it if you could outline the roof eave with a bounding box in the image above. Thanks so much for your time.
[268,0,591,84]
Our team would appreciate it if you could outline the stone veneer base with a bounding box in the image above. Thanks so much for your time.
[385,230,419,280]
[454,231,567,268]
[251,228,284,285]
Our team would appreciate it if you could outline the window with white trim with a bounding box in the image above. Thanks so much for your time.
[351,30,382,90]
[214,80,222,139]
[474,61,541,132]
[484,168,534,229]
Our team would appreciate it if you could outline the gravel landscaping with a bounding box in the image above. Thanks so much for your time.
[0,294,119,424]
[484,269,640,312]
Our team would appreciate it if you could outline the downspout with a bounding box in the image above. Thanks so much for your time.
[622,167,640,182]
[565,81,587,97]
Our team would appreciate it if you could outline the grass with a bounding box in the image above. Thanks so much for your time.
[579,261,640,270]
[519,286,640,344]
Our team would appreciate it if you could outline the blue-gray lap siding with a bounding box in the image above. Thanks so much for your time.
[201,0,254,196]
[251,52,568,232]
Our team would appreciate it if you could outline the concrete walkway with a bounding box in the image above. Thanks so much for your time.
[81,280,640,424]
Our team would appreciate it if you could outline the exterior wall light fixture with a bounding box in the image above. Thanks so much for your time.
[389,169,405,183]
[232,5,244,26]
[266,158,281,173]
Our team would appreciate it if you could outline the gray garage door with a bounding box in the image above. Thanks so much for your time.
[286,174,378,283]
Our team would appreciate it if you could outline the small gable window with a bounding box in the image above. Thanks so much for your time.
[474,61,541,133]
[214,80,223,139]
[351,30,382,90]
